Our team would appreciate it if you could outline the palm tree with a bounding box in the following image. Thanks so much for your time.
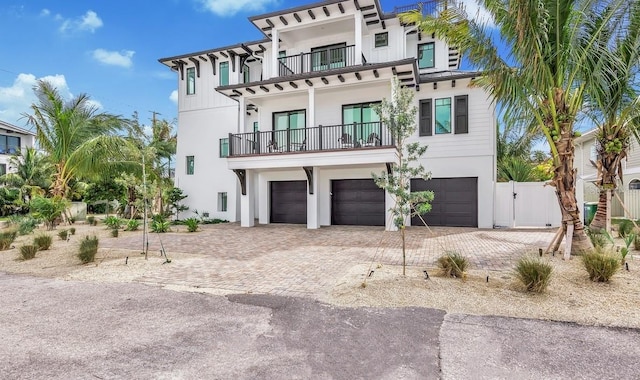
[403,0,633,254]
[0,147,53,202]
[23,80,136,198]
[585,2,640,231]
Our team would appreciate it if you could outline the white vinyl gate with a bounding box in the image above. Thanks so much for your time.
[495,181,562,228]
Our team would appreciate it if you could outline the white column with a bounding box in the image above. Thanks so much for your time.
[385,188,397,231]
[258,174,269,224]
[308,87,315,128]
[238,96,245,133]
[241,169,255,227]
[307,167,320,229]
[355,13,363,65]
[271,28,279,78]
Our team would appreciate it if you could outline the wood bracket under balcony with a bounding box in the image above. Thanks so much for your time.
[233,169,247,196]
[303,167,313,194]
[188,57,200,77]
[172,60,186,80]
[207,54,217,75]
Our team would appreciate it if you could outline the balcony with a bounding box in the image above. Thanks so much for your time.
[228,122,395,157]
[277,45,365,77]
[393,0,453,15]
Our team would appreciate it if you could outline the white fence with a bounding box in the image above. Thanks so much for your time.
[495,181,562,228]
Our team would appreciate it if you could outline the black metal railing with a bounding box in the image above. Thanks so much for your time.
[278,45,361,77]
[228,122,395,157]
[393,0,455,15]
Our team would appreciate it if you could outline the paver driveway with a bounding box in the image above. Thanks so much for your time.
[100,224,555,297]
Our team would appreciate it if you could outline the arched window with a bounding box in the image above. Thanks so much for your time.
[629,179,640,190]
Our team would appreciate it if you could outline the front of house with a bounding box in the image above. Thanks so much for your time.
[159,0,497,230]
[0,120,36,175]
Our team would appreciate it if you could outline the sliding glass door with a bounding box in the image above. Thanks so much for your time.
[273,110,306,151]
[342,103,381,142]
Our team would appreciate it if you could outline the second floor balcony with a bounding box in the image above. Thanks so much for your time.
[228,122,395,157]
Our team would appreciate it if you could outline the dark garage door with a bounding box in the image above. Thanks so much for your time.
[411,177,478,227]
[332,179,385,226]
[270,181,307,224]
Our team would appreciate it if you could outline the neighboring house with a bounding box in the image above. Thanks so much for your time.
[159,0,497,230]
[0,120,36,175]
[575,129,640,218]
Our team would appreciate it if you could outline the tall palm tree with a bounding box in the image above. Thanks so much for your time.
[24,80,137,198]
[403,0,633,254]
[585,2,640,230]
[0,147,53,202]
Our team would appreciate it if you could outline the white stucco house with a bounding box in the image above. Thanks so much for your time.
[159,0,497,230]
[0,120,36,175]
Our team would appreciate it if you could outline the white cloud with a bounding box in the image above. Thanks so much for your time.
[0,73,71,127]
[169,90,178,105]
[195,0,278,16]
[40,9,50,17]
[92,49,135,68]
[86,99,103,110]
[59,10,103,33]
[460,0,495,28]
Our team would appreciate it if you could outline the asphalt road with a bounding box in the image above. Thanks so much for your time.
[1,272,639,379]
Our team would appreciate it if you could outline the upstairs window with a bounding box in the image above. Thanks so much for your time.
[375,32,388,48]
[418,42,435,69]
[220,138,229,158]
[630,179,640,190]
[0,135,20,154]
[186,156,194,175]
[219,62,229,86]
[311,43,347,71]
[243,64,250,83]
[186,67,195,95]
[435,98,451,134]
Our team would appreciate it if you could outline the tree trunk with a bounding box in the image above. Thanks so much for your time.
[551,123,592,254]
[590,190,612,231]
[401,227,406,276]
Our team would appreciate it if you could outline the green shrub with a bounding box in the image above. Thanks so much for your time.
[617,219,635,238]
[621,233,635,265]
[29,196,68,230]
[151,215,170,233]
[58,229,69,241]
[0,229,17,250]
[69,227,76,235]
[436,252,469,278]
[8,215,39,236]
[78,236,99,263]
[69,217,76,224]
[586,228,608,249]
[125,219,140,231]
[111,228,119,238]
[582,248,620,282]
[33,234,53,251]
[86,216,96,226]
[19,245,38,260]
[184,217,199,232]
[515,257,553,292]
[104,216,123,230]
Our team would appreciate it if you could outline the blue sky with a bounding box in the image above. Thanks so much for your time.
[0,0,492,131]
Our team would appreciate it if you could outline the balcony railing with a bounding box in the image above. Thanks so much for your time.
[393,0,454,15]
[228,122,395,157]
[277,45,364,77]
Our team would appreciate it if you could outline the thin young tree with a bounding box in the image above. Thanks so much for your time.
[402,0,634,254]
[373,79,434,275]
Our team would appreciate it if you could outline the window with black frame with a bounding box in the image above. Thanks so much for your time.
[311,43,346,71]
[342,102,381,146]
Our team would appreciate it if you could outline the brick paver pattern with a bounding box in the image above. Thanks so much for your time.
[101,224,556,298]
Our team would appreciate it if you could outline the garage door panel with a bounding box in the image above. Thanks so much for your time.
[332,179,385,226]
[411,177,477,227]
[270,181,307,224]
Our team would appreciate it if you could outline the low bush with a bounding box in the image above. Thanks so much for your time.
[184,217,199,232]
[104,216,123,230]
[151,215,170,233]
[86,216,96,226]
[33,234,53,251]
[515,257,553,292]
[125,219,140,231]
[437,252,469,278]
[586,228,608,249]
[58,229,69,241]
[78,236,99,264]
[111,228,119,238]
[617,219,635,238]
[582,248,620,282]
[69,227,76,235]
[19,245,38,260]
[0,229,18,250]
[8,215,39,236]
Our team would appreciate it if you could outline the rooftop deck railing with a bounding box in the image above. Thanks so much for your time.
[228,122,395,157]
[393,0,455,15]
